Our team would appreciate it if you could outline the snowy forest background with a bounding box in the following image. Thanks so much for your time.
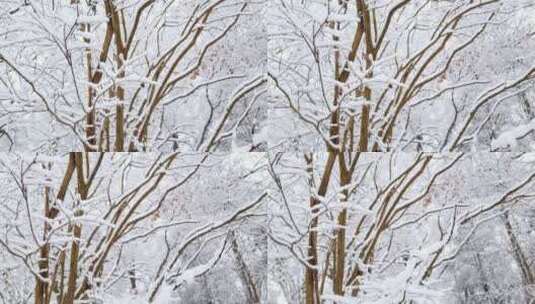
[0,0,535,304]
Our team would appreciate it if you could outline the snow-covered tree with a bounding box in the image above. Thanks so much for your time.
[268,0,535,152]
[0,152,268,303]
[267,152,535,304]
[0,0,266,152]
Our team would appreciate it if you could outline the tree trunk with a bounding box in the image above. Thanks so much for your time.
[304,152,337,304]
[503,212,534,303]
[230,231,260,303]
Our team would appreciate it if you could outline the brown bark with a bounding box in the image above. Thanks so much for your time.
[34,187,51,304]
[304,152,337,304]
[34,154,77,304]
[63,153,88,304]
[333,154,355,297]
[104,0,127,151]
[355,0,374,152]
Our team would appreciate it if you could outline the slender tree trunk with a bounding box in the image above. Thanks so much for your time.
[230,231,260,303]
[128,267,137,293]
[35,186,51,304]
[356,0,374,152]
[104,0,126,151]
[503,212,534,303]
[333,162,351,296]
[34,154,76,304]
[63,153,88,304]
[83,23,97,152]
[304,152,337,304]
